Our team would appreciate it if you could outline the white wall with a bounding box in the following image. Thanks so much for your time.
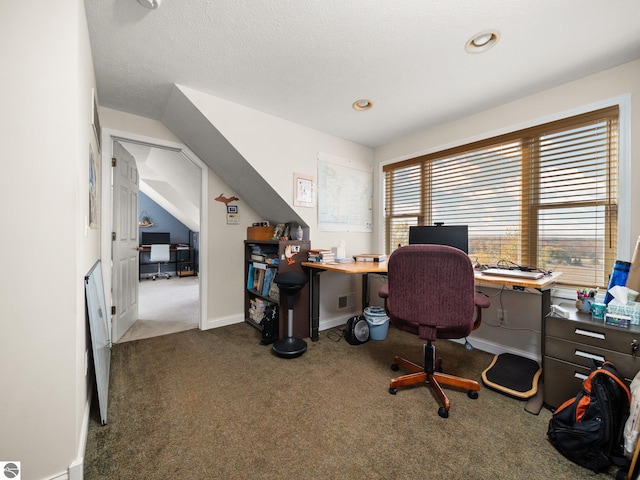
[178,86,378,325]
[0,1,99,478]
[99,108,264,330]
[374,60,640,359]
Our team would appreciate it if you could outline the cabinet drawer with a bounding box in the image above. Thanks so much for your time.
[543,356,590,409]
[546,316,640,355]
[545,336,640,379]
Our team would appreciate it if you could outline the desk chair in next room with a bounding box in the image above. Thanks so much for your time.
[378,245,490,418]
[148,244,171,280]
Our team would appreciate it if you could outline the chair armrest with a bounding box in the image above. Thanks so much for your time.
[474,292,490,309]
[378,284,390,316]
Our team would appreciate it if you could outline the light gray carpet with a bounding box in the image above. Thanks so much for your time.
[84,322,615,479]
[119,276,199,343]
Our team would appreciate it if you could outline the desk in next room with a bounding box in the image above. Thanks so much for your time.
[302,260,562,343]
[138,245,196,277]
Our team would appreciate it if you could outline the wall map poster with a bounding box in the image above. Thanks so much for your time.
[317,152,373,232]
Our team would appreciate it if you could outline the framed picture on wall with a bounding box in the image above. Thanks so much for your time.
[92,88,101,153]
[293,172,315,208]
[89,145,98,229]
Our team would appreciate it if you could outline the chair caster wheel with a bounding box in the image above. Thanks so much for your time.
[438,407,449,418]
[391,363,399,371]
[468,390,479,400]
[389,388,397,395]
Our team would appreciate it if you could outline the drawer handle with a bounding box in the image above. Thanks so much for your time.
[574,372,588,381]
[575,350,605,363]
[575,328,605,340]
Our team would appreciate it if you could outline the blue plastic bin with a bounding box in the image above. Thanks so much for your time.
[364,306,390,340]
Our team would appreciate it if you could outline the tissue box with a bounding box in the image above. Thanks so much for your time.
[607,300,640,325]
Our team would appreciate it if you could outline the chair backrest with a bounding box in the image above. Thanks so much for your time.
[385,244,476,340]
[149,244,171,262]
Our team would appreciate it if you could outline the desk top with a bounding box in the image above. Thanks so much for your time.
[301,261,388,274]
[302,260,562,289]
[138,244,192,252]
[475,271,562,290]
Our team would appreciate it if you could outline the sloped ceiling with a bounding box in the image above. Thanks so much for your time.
[160,86,307,227]
[121,141,201,232]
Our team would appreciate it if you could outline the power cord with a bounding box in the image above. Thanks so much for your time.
[326,327,344,342]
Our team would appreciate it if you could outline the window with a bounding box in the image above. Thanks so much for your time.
[383,106,619,288]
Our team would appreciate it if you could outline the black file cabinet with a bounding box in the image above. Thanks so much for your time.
[543,307,640,409]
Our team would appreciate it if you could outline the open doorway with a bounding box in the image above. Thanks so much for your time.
[120,141,201,342]
[101,131,208,344]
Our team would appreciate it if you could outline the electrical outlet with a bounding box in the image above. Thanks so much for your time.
[497,309,507,325]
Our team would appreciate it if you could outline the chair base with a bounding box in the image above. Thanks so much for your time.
[389,346,479,418]
[148,272,170,280]
[272,337,307,358]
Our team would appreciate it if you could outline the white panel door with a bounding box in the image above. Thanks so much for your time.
[112,141,139,342]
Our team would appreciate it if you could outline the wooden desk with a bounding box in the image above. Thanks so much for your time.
[302,261,387,341]
[302,260,561,342]
[475,271,562,291]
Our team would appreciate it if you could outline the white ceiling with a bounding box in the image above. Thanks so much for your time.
[86,0,640,148]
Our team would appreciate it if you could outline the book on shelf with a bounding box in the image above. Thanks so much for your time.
[261,268,274,297]
[253,268,266,293]
[249,297,272,323]
[246,264,255,290]
[268,281,280,302]
[353,253,387,262]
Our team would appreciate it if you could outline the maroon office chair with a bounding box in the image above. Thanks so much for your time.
[378,244,490,418]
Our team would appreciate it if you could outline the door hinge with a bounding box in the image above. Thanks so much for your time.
[111,157,116,167]
[111,306,116,315]
[112,232,116,241]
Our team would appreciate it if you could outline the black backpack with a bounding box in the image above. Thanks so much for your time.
[547,360,631,474]
[259,305,279,345]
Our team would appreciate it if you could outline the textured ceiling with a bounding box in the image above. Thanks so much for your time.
[86,0,640,148]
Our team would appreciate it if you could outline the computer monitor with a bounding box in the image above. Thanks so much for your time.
[140,232,170,245]
[408,224,468,254]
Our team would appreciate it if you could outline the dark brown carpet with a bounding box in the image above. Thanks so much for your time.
[84,323,611,479]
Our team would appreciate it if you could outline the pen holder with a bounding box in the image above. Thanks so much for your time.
[580,298,593,313]
[576,296,594,313]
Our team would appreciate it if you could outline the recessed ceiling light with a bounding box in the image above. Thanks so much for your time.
[137,0,161,9]
[352,99,374,111]
[465,30,500,54]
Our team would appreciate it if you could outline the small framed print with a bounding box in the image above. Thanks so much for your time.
[91,89,101,153]
[293,172,315,208]
[227,205,238,214]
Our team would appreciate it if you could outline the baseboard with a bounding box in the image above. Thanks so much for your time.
[318,311,358,332]
[203,312,355,335]
[449,337,541,363]
[204,313,244,330]
[63,380,93,480]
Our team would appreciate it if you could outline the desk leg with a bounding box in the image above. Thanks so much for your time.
[308,269,322,342]
[540,287,551,366]
[361,272,370,308]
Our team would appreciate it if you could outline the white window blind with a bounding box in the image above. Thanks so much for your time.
[383,106,619,288]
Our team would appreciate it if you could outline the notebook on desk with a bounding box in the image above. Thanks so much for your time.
[481,268,544,280]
